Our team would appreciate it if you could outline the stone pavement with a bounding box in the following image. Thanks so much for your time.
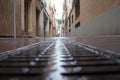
[0,35,120,54]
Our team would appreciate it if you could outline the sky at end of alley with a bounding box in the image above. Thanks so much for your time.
[52,0,64,19]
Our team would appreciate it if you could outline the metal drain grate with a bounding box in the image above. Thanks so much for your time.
[0,39,120,80]
[61,40,120,80]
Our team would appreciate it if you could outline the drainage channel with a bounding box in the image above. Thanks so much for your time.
[0,41,55,80]
[61,39,120,80]
[0,39,120,80]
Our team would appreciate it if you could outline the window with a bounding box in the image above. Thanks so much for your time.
[69,17,71,27]
[75,21,80,28]
[63,20,64,23]
[75,0,80,18]
[36,7,40,36]
[69,29,71,32]
[24,0,32,33]
[72,15,73,23]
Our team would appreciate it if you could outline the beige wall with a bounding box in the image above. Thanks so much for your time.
[68,2,80,33]
[70,5,120,36]
[63,0,120,36]
[39,9,44,37]
[24,0,40,37]
[49,0,57,37]
[0,0,43,37]
[68,0,120,37]
[80,0,120,25]
[66,0,120,34]
[0,0,23,37]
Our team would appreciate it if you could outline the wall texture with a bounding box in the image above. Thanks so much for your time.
[80,0,120,25]
[0,0,44,37]
[69,6,120,37]
[0,0,23,37]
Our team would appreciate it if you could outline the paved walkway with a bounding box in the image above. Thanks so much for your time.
[0,38,56,52]
[69,35,120,53]
[0,35,120,54]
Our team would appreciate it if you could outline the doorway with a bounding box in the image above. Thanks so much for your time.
[36,7,40,36]
[24,0,31,34]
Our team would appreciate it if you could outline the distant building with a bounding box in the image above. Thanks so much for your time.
[56,19,63,37]
[62,0,120,37]
[41,0,50,37]
[49,0,57,37]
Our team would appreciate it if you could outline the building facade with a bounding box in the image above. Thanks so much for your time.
[62,0,120,37]
[40,0,50,37]
[0,0,23,37]
[0,0,50,38]
[49,0,57,37]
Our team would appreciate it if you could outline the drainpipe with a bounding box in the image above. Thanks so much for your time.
[14,0,16,38]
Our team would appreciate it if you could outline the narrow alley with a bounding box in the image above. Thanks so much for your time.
[0,0,120,80]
